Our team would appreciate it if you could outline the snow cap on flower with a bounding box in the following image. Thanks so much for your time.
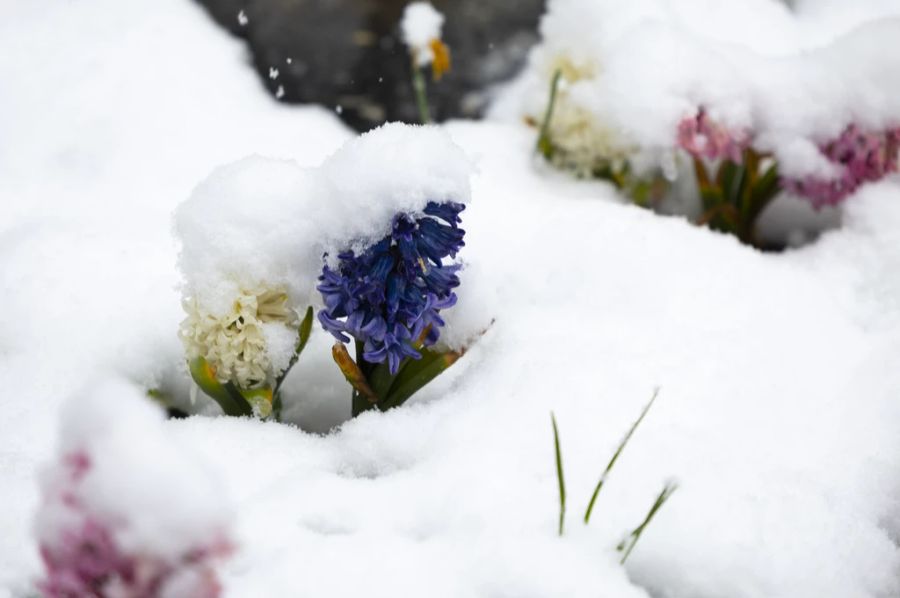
[35,379,233,597]
[318,123,473,255]
[175,155,325,312]
[401,2,445,66]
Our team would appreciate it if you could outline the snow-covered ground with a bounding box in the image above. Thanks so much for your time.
[2,0,900,597]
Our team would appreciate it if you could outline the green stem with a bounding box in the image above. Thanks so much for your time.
[351,340,376,417]
[411,63,431,124]
[536,69,562,159]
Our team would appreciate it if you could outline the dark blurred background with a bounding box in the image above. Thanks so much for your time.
[194,0,545,131]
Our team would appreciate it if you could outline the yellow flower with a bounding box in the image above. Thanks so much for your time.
[429,39,451,80]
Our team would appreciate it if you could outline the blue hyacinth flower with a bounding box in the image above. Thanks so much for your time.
[317,201,465,375]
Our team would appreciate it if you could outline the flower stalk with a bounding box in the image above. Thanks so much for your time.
[536,70,562,160]
[411,63,432,124]
[400,2,449,125]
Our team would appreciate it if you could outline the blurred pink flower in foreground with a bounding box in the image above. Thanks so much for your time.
[35,380,234,598]
[38,451,231,598]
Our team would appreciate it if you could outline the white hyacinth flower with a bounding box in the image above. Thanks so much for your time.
[536,56,634,178]
[179,286,298,390]
[546,100,632,178]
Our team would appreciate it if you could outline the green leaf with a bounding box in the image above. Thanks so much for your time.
[272,392,283,422]
[699,187,724,213]
[551,412,566,537]
[270,306,315,420]
[693,158,715,195]
[189,357,253,417]
[273,306,314,394]
[367,361,396,401]
[617,481,678,564]
[747,163,780,223]
[296,306,314,354]
[584,388,660,524]
[238,386,274,419]
[717,160,746,207]
[380,347,462,410]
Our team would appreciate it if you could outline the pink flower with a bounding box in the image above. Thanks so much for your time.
[782,124,900,208]
[677,108,749,163]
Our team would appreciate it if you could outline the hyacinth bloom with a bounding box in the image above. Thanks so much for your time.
[677,109,749,164]
[782,124,900,208]
[675,107,781,247]
[38,451,231,598]
[179,284,313,419]
[179,286,298,391]
[318,201,465,375]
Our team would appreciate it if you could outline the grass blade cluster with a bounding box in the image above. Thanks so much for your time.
[550,389,676,564]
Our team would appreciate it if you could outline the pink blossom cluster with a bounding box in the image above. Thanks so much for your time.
[782,124,900,208]
[677,108,750,163]
[38,451,231,598]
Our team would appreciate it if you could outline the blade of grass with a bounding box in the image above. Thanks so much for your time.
[584,387,660,524]
[616,481,678,564]
[551,411,566,536]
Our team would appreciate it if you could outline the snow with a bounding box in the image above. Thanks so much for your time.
[400,2,445,66]
[2,0,900,597]
[317,123,473,253]
[507,0,900,179]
